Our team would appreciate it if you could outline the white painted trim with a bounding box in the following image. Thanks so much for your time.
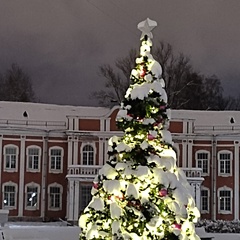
[2,181,18,210]
[67,137,73,166]
[18,137,25,217]
[217,150,233,176]
[195,150,210,176]
[25,182,40,210]
[68,180,74,221]
[80,142,96,165]
[99,138,104,166]
[182,140,187,167]
[3,144,19,172]
[217,186,233,214]
[26,145,42,172]
[187,140,193,167]
[47,183,63,211]
[234,142,239,219]
[48,146,64,173]
[73,181,79,221]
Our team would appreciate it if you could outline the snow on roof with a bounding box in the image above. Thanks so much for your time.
[0,101,239,128]
[171,109,240,126]
[0,101,112,122]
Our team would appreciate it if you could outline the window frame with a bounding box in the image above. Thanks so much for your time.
[200,187,210,213]
[80,185,92,212]
[2,181,18,210]
[3,145,18,172]
[48,183,63,211]
[81,143,96,165]
[49,147,63,173]
[25,182,40,210]
[218,150,232,176]
[195,150,210,176]
[26,146,41,172]
[218,186,232,214]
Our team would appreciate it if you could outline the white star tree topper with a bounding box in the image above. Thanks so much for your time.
[137,18,157,39]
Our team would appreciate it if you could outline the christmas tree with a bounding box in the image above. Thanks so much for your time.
[79,18,200,240]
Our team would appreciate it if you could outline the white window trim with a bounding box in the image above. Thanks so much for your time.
[80,142,96,165]
[218,186,233,214]
[26,146,42,173]
[3,144,19,172]
[48,183,63,211]
[195,150,210,176]
[218,150,232,177]
[48,147,64,174]
[200,186,210,214]
[25,182,40,210]
[2,181,18,210]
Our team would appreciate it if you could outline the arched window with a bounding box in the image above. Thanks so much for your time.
[2,181,18,209]
[218,186,232,214]
[3,144,19,172]
[26,146,41,172]
[195,150,210,176]
[81,144,95,165]
[48,183,63,210]
[25,182,40,210]
[218,150,232,176]
[49,147,64,173]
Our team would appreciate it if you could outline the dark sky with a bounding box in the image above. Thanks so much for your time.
[1,0,240,106]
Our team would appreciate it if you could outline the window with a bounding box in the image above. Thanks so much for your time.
[25,183,39,210]
[49,147,63,173]
[196,151,209,175]
[218,151,232,176]
[80,185,92,212]
[4,145,18,171]
[48,183,62,210]
[218,187,232,214]
[27,146,41,172]
[3,182,17,209]
[201,187,209,213]
[82,144,95,165]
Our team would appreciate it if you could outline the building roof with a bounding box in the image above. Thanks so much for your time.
[0,101,112,122]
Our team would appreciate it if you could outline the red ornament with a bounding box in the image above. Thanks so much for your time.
[159,188,168,197]
[93,183,98,189]
[140,69,146,78]
[147,134,155,140]
[172,223,181,230]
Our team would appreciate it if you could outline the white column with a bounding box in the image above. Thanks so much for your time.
[182,140,187,167]
[106,118,110,131]
[74,117,79,130]
[187,139,193,168]
[99,138,104,165]
[234,141,239,220]
[41,136,48,218]
[73,181,80,221]
[67,137,73,166]
[18,136,26,217]
[68,180,74,221]
[73,137,78,165]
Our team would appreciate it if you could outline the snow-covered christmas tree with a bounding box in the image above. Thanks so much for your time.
[79,18,200,240]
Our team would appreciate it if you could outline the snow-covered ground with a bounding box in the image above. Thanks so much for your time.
[1,222,80,240]
[0,222,239,240]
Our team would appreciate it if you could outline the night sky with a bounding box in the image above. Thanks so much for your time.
[1,0,240,106]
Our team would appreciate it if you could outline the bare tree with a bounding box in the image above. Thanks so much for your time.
[0,63,35,102]
[90,49,137,107]
[91,41,230,110]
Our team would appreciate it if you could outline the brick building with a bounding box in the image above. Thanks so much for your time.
[0,101,239,222]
